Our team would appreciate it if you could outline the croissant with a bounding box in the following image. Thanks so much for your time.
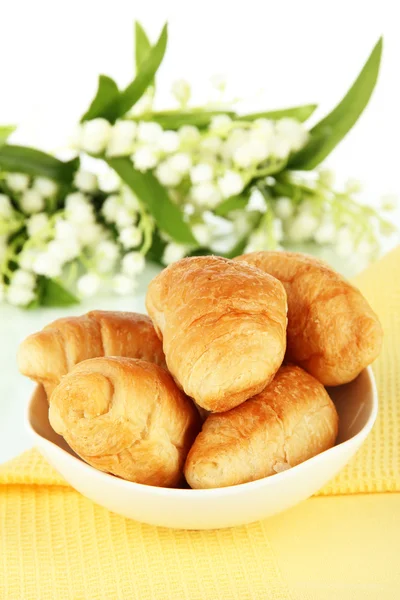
[49,357,201,487]
[184,365,338,489]
[234,251,383,386]
[146,255,287,412]
[17,311,165,398]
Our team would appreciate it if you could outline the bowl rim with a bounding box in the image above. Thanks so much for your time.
[25,366,378,498]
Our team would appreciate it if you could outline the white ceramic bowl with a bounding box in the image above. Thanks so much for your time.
[26,367,377,530]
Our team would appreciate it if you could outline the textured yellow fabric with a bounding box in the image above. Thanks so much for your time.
[268,493,400,600]
[1,247,399,599]
[0,448,66,486]
[319,246,400,494]
[0,483,290,600]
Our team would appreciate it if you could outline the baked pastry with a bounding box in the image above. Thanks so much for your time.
[234,251,382,385]
[146,255,288,412]
[184,365,338,489]
[17,311,165,398]
[49,357,201,487]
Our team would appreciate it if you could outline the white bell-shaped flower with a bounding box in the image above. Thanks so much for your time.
[112,273,137,295]
[6,173,30,193]
[74,170,98,193]
[121,251,145,276]
[191,182,221,208]
[168,153,192,175]
[162,242,188,265]
[33,177,58,198]
[0,194,13,219]
[107,120,137,157]
[20,190,45,214]
[77,273,101,298]
[119,225,142,249]
[155,161,182,187]
[190,163,213,185]
[27,213,49,238]
[32,251,63,277]
[81,118,112,155]
[132,147,159,172]
[218,170,245,199]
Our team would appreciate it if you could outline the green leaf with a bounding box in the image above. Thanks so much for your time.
[29,277,79,308]
[117,24,167,118]
[240,104,317,123]
[271,179,296,198]
[214,195,248,216]
[289,38,383,170]
[135,21,152,71]
[41,281,78,306]
[0,125,16,146]
[146,228,167,265]
[223,236,249,259]
[81,75,120,123]
[107,157,197,245]
[189,247,212,258]
[0,145,79,183]
[136,109,236,130]
[287,131,330,171]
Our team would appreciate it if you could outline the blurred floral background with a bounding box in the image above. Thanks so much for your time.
[0,0,399,308]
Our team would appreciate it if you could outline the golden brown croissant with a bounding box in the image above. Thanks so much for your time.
[234,251,382,386]
[49,357,201,487]
[17,311,165,398]
[184,365,338,489]
[146,256,288,412]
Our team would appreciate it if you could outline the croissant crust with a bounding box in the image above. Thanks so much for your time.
[146,256,288,412]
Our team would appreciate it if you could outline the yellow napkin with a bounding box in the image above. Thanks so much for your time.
[0,449,290,600]
[319,246,400,495]
[268,493,400,600]
[1,246,399,599]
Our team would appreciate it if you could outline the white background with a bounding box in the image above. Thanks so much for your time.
[0,0,399,462]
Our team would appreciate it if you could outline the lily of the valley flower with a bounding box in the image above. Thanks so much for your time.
[190,163,213,185]
[274,197,294,220]
[107,120,137,157]
[74,170,98,193]
[33,177,58,198]
[191,182,221,208]
[168,153,192,174]
[81,118,112,155]
[32,251,63,278]
[0,194,13,219]
[7,284,36,306]
[178,125,201,148]
[121,251,145,276]
[209,114,232,135]
[77,273,101,298]
[155,162,182,187]
[102,194,120,223]
[112,273,137,295]
[65,193,94,223]
[158,130,180,154]
[162,242,189,265]
[218,170,245,198]
[27,213,50,238]
[119,225,142,249]
[247,189,267,213]
[132,146,159,171]
[20,190,45,214]
[6,173,30,193]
